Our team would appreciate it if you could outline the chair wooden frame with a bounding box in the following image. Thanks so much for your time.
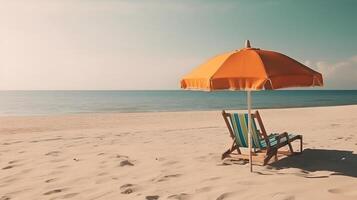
[221,110,303,165]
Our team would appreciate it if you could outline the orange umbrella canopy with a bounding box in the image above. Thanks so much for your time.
[181,41,323,91]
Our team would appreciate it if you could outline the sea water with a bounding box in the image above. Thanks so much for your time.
[1,90,357,116]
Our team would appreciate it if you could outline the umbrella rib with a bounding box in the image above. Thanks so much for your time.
[210,51,237,80]
[253,50,269,79]
[253,50,271,89]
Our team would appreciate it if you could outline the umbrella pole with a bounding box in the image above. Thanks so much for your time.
[247,90,253,172]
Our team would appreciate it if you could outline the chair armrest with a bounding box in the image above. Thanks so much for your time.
[274,132,289,144]
[276,132,289,138]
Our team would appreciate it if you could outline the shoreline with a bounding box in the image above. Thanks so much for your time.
[2,90,357,117]
[1,104,357,118]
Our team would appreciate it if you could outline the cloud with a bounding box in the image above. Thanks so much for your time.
[306,56,357,89]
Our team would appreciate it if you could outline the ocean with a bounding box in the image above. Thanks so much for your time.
[1,90,357,116]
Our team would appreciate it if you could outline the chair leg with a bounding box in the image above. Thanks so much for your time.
[235,143,241,154]
[287,141,294,154]
[264,149,277,165]
[222,142,239,160]
[290,136,303,155]
[299,136,303,154]
[286,136,304,155]
[222,149,232,160]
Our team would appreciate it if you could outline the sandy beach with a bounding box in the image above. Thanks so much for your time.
[1,105,357,200]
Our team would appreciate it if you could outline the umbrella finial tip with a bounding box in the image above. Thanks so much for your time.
[245,40,251,48]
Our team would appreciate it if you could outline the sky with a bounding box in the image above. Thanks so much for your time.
[0,0,356,90]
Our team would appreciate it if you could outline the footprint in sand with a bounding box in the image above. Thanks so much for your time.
[153,174,181,182]
[2,140,22,145]
[97,172,108,176]
[120,184,136,194]
[328,188,343,194]
[45,178,57,183]
[146,195,159,200]
[62,193,79,199]
[2,166,14,170]
[272,193,295,200]
[216,192,235,200]
[57,165,69,169]
[328,186,357,196]
[116,154,129,159]
[168,193,190,200]
[0,196,11,200]
[45,151,61,156]
[43,189,64,195]
[119,160,134,167]
[116,155,135,167]
[8,160,20,164]
[121,188,133,194]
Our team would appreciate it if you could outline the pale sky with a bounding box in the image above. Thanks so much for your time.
[0,0,357,90]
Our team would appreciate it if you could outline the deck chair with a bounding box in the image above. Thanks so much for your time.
[221,110,303,165]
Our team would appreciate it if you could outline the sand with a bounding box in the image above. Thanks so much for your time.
[0,105,357,200]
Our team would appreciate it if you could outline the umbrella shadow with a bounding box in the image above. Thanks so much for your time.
[269,148,357,178]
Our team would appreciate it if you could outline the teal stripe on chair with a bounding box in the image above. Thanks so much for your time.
[230,113,246,147]
[229,113,263,149]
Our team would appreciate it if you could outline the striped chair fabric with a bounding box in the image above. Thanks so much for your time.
[229,113,296,149]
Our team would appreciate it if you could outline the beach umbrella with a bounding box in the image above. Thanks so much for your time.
[180,40,323,172]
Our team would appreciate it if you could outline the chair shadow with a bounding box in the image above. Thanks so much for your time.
[269,148,357,178]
